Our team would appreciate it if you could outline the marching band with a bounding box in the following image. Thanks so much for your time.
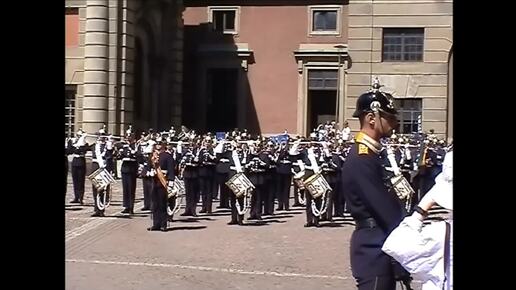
[65,121,449,229]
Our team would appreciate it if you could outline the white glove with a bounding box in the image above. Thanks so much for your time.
[177,141,183,154]
[404,213,424,232]
[167,180,175,193]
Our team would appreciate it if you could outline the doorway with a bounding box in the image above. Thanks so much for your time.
[307,90,336,133]
[206,68,238,132]
[306,69,338,134]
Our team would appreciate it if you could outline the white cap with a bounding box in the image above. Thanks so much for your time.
[425,151,453,210]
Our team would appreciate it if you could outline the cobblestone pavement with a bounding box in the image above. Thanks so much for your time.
[65,175,425,290]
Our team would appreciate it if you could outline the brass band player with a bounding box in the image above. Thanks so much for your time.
[67,129,88,204]
[179,142,200,217]
[198,137,217,214]
[140,139,156,212]
[276,141,293,211]
[90,131,111,217]
[227,141,248,225]
[290,140,306,208]
[246,141,269,221]
[262,141,278,215]
[117,129,140,214]
[214,141,232,209]
[320,142,339,222]
[333,141,348,217]
[303,143,323,228]
[148,141,176,231]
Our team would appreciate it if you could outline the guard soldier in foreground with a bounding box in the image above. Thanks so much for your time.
[341,78,412,290]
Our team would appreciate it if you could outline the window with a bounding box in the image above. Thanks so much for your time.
[308,70,338,90]
[383,28,424,62]
[65,85,76,138]
[313,11,337,31]
[394,99,422,134]
[209,7,239,34]
[309,6,341,35]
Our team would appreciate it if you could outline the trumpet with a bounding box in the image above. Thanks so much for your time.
[81,133,124,140]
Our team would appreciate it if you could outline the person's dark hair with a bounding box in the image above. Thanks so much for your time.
[358,113,367,127]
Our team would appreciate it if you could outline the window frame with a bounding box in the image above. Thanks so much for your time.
[382,28,425,62]
[308,5,342,36]
[308,69,339,91]
[393,98,423,134]
[208,6,240,35]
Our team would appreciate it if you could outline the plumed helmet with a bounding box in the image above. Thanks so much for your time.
[352,77,397,118]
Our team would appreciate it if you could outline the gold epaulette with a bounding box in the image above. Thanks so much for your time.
[358,144,369,155]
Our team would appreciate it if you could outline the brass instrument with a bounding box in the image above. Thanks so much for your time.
[152,150,168,192]
[82,133,123,140]
[152,150,180,199]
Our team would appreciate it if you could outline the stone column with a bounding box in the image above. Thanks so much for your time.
[82,0,109,133]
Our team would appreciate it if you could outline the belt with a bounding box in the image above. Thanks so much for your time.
[122,158,137,162]
[72,154,85,158]
[355,218,378,230]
